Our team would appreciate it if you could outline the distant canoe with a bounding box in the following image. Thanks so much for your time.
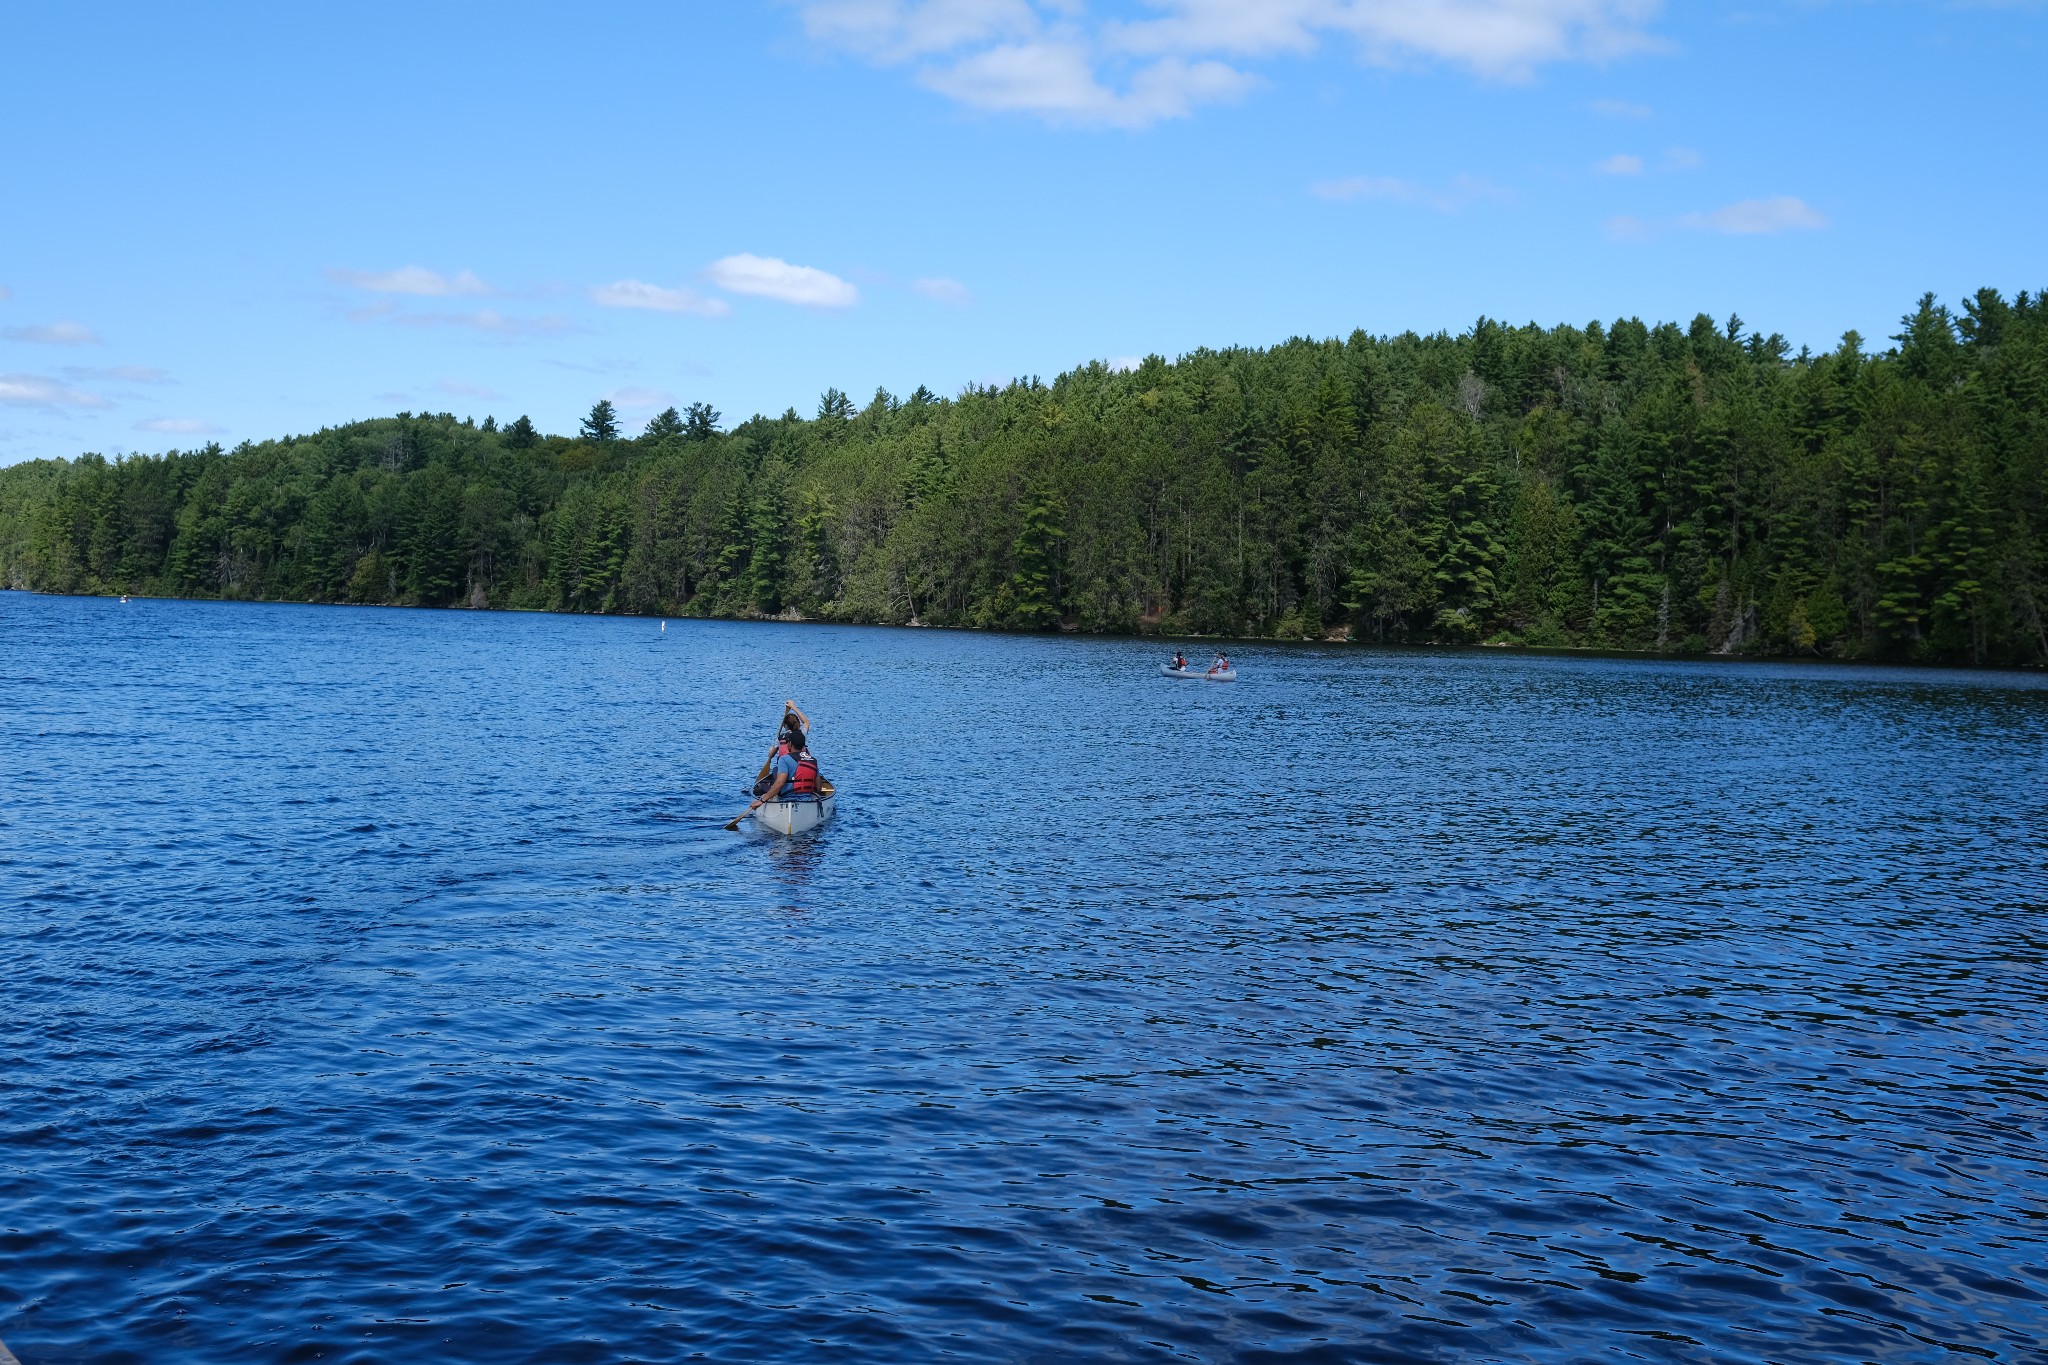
[1161,665,1237,682]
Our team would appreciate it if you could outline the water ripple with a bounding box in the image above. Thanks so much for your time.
[1,591,2045,1362]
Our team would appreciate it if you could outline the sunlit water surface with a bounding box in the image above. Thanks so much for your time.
[3,591,2045,1364]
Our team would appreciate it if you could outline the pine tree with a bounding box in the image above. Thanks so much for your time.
[1010,483,1064,629]
[685,402,721,442]
[580,400,619,444]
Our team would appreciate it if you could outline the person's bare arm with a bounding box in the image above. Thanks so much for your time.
[750,771,789,811]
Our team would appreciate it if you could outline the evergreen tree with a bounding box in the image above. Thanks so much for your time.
[685,402,722,441]
[580,400,619,444]
[1009,483,1065,629]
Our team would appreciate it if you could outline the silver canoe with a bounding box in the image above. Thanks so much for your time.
[754,778,837,835]
[1161,665,1237,682]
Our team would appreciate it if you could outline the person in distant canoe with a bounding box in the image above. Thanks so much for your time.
[1208,652,1231,676]
[1170,651,1188,671]
[748,727,820,814]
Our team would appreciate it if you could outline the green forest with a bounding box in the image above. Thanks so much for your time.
[4,288,2045,664]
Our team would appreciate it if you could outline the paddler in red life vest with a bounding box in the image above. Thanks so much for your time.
[749,726,820,813]
[753,703,808,782]
[777,700,810,750]
[1170,651,1188,671]
[1207,652,1231,676]
[752,700,818,792]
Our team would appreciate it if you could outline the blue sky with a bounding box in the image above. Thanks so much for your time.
[1,1,2042,464]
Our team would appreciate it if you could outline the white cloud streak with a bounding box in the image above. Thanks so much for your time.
[65,365,172,383]
[912,276,974,306]
[396,310,579,337]
[3,321,101,345]
[1680,196,1826,235]
[796,1,1664,127]
[1608,196,1827,242]
[921,42,1254,126]
[1596,153,1643,175]
[346,300,579,338]
[134,418,222,434]
[435,378,503,399]
[1310,173,1511,212]
[606,385,675,410]
[705,254,859,308]
[589,279,731,316]
[1591,96,1652,118]
[328,265,493,296]
[0,373,111,408]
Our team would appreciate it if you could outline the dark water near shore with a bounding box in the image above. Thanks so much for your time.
[4,591,2046,1364]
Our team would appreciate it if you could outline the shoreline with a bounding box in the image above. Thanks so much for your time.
[7,587,2039,676]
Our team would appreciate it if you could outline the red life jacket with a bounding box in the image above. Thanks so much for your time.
[791,752,820,796]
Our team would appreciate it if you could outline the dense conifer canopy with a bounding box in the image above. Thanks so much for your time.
[4,289,2044,663]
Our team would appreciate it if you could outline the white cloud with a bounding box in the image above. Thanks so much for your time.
[328,265,493,296]
[606,385,675,410]
[912,276,974,306]
[1107,355,1143,372]
[408,310,579,337]
[545,357,639,376]
[1277,0,1663,79]
[588,279,731,317]
[1595,147,1692,178]
[800,0,1040,59]
[1591,97,1652,118]
[65,365,172,383]
[436,378,503,399]
[1607,196,1825,242]
[1106,1,1329,59]
[794,1,1665,127]
[0,284,12,301]
[347,304,579,338]
[705,254,859,308]
[1680,196,1826,235]
[3,321,101,345]
[134,418,222,434]
[0,373,110,408]
[922,41,1255,126]
[1310,173,1510,212]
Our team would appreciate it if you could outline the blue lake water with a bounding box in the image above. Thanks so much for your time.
[3,590,2046,1364]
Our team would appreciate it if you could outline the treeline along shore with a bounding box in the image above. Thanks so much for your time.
[4,288,2046,664]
